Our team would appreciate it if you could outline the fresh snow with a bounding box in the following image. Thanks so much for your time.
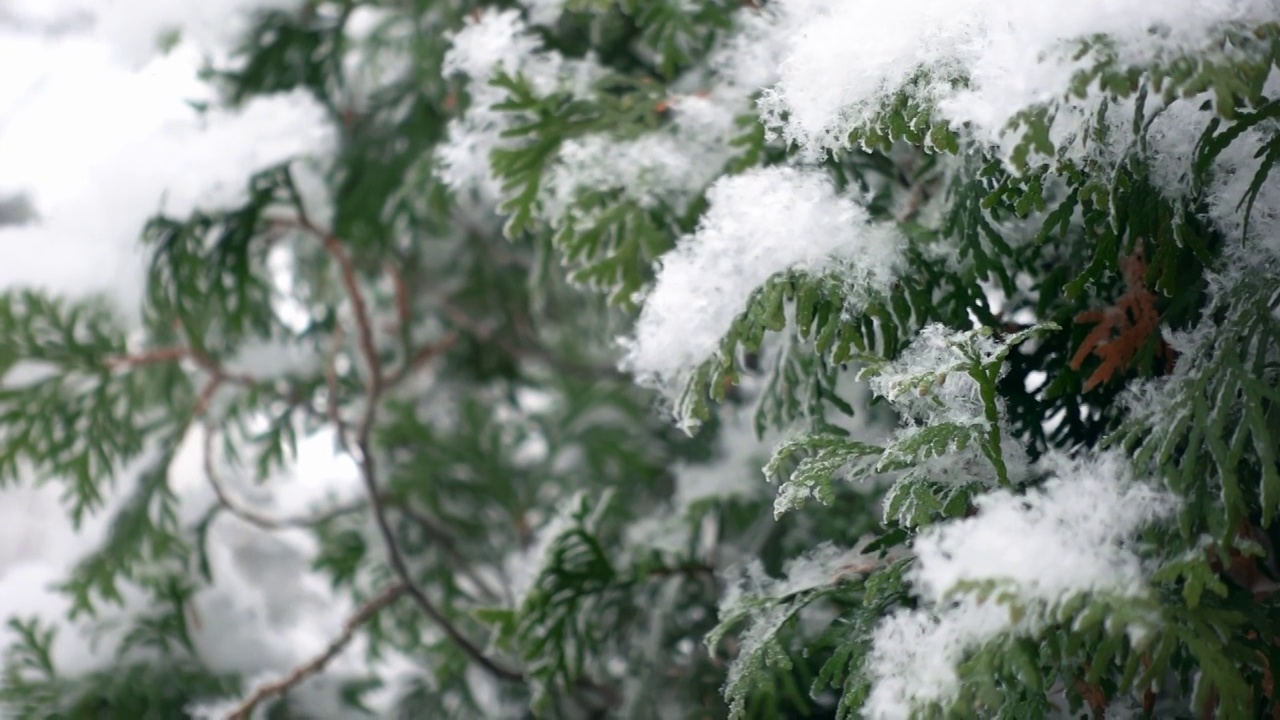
[865,452,1177,718]
[625,166,904,404]
[439,9,602,200]
[758,0,1280,156]
[0,18,334,321]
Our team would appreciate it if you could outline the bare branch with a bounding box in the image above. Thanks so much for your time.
[437,300,624,382]
[350,389,524,682]
[224,582,406,720]
[288,218,525,684]
[383,332,459,389]
[323,323,350,448]
[201,425,365,531]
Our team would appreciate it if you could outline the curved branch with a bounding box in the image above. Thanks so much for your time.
[288,213,525,684]
[200,425,364,531]
[225,582,406,720]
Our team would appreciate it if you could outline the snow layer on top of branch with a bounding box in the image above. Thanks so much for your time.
[912,452,1176,601]
[439,9,602,200]
[720,542,875,619]
[865,451,1177,718]
[537,10,788,224]
[625,166,903,398]
[442,8,548,83]
[759,0,1278,156]
[541,94,743,219]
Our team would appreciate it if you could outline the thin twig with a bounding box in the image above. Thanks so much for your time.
[293,214,524,684]
[224,582,407,720]
[645,561,716,580]
[322,234,384,392]
[109,344,260,422]
[106,345,190,369]
[109,344,257,386]
[202,422,496,598]
[201,425,365,531]
[438,300,624,382]
[349,355,524,682]
[386,260,412,333]
[895,181,928,224]
[323,323,350,448]
[383,332,459,388]
[391,504,503,602]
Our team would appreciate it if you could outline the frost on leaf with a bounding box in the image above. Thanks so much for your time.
[711,543,879,720]
[438,9,600,200]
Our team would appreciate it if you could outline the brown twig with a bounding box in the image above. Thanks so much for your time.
[200,425,365,531]
[323,234,384,392]
[202,423,498,598]
[644,561,716,580]
[390,504,504,602]
[386,260,413,333]
[438,300,624,383]
[110,344,260,422]
[383,332,460,388]
[288,212,524,684]
[106,345,190,369]
[895,182,928,224]
[348,351,524,682]
[224,582,407,720]
[108,344,256,386]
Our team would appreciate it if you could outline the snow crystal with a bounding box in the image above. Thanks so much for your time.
[442,9,544,83]
[864,451,1176,718]
[439,9,602,200]
[720,542,875,619]
[541,94,743,221]
[867,324,1006,427]
[759,0,1280,158]
[868,598,1014,718]
[912,453,1175,601]
[625,165,904,401]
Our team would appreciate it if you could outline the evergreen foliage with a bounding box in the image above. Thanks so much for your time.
[2,1,1280,719]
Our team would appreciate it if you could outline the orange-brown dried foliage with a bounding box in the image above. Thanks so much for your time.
[1070,252,1175,391]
